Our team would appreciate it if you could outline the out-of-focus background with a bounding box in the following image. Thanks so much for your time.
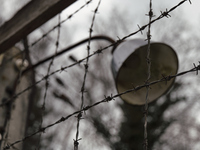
[0,0,200,150]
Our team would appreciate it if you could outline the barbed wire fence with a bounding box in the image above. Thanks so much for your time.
[0,0,198,149]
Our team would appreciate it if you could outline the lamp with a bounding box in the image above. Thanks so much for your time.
[111,39,178,105]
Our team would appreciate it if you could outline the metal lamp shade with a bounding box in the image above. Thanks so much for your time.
[111,39,178,105]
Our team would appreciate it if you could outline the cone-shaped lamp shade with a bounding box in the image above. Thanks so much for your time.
[111,39,178,105]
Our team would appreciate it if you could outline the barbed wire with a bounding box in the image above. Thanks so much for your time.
[143,0,153,149]
[0,0,190,108]
[3,61,199,149]
[35,14,61,150]
[74,1,101,149]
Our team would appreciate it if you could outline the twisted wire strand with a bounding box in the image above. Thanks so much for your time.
[144,0,153,149]
[74,1,101,149]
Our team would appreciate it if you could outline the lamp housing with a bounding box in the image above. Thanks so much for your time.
[111,39,178,105]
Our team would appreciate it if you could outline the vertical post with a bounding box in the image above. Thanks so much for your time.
[0,47,32,149]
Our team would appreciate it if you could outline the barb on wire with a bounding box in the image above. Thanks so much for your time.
[74,1,101,149]
[0,0,189,108]
[137,24,144,34]
[193,62,200,75]
[3,62,200,150]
